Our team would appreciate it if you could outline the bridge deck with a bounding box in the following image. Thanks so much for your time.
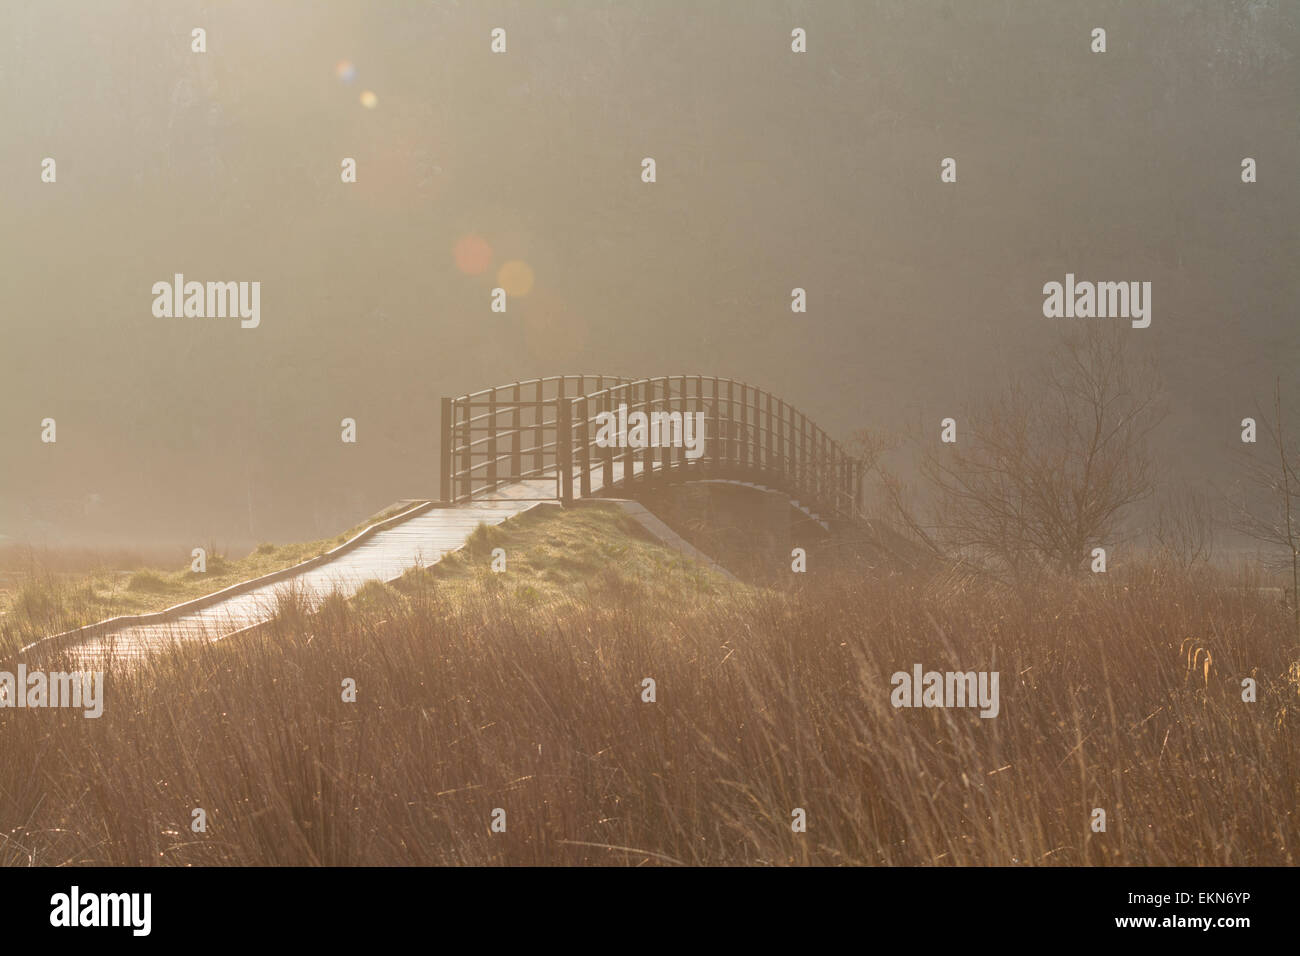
[42,495,538,667]
[33,455,804,667]
[26,373,861,667]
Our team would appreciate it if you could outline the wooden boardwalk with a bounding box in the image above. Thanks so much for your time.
[31,493,542,667]
[24,372,864,667]
[27,465,741,667]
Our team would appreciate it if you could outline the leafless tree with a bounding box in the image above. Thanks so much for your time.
[921,329,1164,582]
[1150,483,1214,570]
[846,425,944,558]
[1230,377,1300,636]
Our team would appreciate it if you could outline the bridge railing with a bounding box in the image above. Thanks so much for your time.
[440,375,864,523]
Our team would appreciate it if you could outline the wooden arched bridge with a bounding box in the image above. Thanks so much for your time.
[441,375,865,525]
[26,376,863,664]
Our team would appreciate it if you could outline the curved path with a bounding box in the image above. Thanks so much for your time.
[26,493,538,667]
[26,464,736,666]
[24,374,864,666]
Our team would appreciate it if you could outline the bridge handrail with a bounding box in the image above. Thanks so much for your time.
[440,375,864,522]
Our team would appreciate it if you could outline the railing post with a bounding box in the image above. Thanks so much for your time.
[602,387,614,492]
[679,375,688,472]
[511,384,521,484]
[578,396,591,498]
[623,383,636,486]
[672,378,681,471]
[726,379,734,473]
[799,413,808,499]
[739,384,748,469]
[709,376,718,477]
[665,379,676,472]
[440,397,452,503]
[642,381,654,482]
[812,429,822,506]
[593,377,605,492]
[534,380,545,475]
[487,389,498,490]
[775,398,785,481]
[557,396,573,504]
[649,379,662,473]
[820,432,828,509]
[765,393,774,476]
[460,400,472,500]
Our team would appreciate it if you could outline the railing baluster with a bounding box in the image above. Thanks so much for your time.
[557,396,573,504]
[657,379,669,473]
[799,413,808,496]
[511,384,521,484]
[623,382,635,486]
[578,395,591,498]
[775,397,785,482]
[440,397,452,503]
[709,376,718,478]
[670,378,680,471]
[602,387,614,493]
[649,379,659,479]
[534,380,544,476]
[765,392,774,476]
[664,380,673,470]
[820,431,829,508]
[726,379,734,472]
[488,389,498,490]
[739,384,748,469]
[683,378,689,472]
[459,399,472,501]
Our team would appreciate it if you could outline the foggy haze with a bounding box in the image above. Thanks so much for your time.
[1,0,1296,555]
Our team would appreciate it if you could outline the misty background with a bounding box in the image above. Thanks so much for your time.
[1,0,1296,556]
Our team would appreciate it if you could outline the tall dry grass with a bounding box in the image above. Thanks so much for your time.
[0,517,1295,866]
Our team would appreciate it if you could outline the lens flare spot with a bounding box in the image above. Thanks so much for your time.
[360,90,378,109]
[454,235,493,275]
[336,60,357,84]
[497,260,535,297]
